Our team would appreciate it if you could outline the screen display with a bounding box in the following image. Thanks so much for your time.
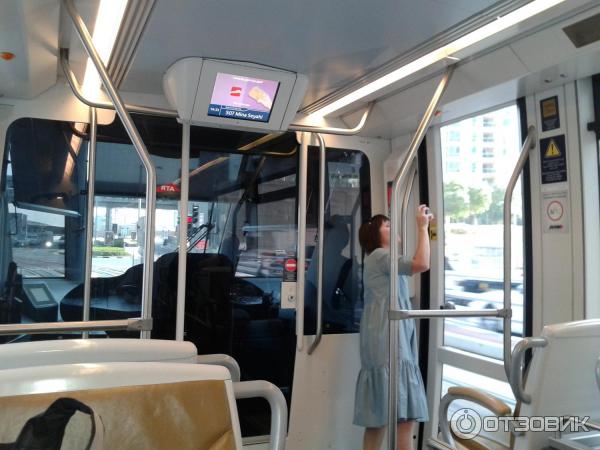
[208,73,280,123]
[29,287,50,303]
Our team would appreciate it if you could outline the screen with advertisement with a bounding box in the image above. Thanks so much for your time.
[208,73,280,123]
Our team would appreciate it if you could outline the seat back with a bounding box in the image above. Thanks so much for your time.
[0,338,198,369]
[0,362,242,450]
[514,319,600,450]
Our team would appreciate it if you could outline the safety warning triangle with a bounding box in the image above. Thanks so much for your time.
[545,139,561,158]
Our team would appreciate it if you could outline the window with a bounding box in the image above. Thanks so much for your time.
[304,148,371,335]
[483,132,495,142]
[9,204,66,278]
[483,163,495,173]
[447,146,460,157]
[482,147,494,158]
[449,130,461,141]
[483,117,495,127]
[440,104,523,360]
[446,161,461,172]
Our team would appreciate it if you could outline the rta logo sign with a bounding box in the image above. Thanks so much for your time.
[450,408,590,439]
[157,183,180,193]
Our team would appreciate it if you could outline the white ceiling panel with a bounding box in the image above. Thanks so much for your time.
[0,0,59,99]
[120,0,501,106]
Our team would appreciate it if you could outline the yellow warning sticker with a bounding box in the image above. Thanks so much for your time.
[540,135,567,184]
[545,139,561,158]
[542,98,557,119]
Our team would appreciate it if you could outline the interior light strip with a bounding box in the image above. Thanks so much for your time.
[82,0,129,97]
[309,0,566,118]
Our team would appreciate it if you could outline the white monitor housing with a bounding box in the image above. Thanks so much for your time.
[163,58,308,132]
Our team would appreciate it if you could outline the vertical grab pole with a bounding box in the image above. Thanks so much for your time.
[388,67,453,450]
[400,163,418,257]
[503,125,536,379]
[82,107,97,338]
[296,132,309,351]
[307,133,326,355]
[176,121,191,340]
[64,0,157,338]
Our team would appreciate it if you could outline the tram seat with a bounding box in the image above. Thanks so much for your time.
[0,338,241,381]
[437,319,600,450]
[0,362,243,449]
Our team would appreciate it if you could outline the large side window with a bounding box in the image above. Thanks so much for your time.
[305,147,371,334]
[440,104,524,403]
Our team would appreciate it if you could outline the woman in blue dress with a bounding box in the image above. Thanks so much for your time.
[354,205,433,450]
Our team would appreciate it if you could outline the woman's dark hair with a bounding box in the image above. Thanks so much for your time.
[358,214,389,254]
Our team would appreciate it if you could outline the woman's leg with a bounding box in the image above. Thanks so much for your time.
[396,421,415,450]
[363,427,385,450]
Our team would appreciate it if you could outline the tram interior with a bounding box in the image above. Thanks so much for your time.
[2,0,600,449]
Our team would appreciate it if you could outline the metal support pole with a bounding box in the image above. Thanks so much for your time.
[390,308,505,320]
[60,49,178,118]
[64,0,156,338]
[176,121,191,340]
[289,102,374,135]
[307,133,326,355]
[82,108,97,338]
[233,380,288,450]
[400,163,418,256]
[0,318,152,336]
[503,125,536,378]
[387,67,454,450]
[296,132,308,351]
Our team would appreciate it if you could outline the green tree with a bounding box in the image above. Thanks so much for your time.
[485,186,505,224]
[443,182,469,222]
[468,187,491,223]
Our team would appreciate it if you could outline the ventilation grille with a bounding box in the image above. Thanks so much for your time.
[563,12,600,49]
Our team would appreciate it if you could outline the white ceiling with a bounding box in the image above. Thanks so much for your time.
[119,0,501,107]
[4,0,599,142]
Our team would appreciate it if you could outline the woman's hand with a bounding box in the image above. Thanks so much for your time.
[416,204,434,229]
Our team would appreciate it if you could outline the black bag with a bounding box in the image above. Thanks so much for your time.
[0,397,103,450]
[331,259,352,309]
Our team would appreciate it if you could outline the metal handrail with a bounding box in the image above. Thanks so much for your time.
[387,67,454,450]
[400,163,418,256]
[64,0,157,338]
[196,354,241,382]
[427,437,455,450]
[296,132,309,350]
[0,318,152,336]
[176,121,191,340]
[60,49,178,118]
[438,386,513,447]
[289,102,374,135]
[390,309,505,320]
[307,133,326,355]
[234,380,288,450]
[509,337,547,404]
[82,108,97,338]
[503,125,537,378]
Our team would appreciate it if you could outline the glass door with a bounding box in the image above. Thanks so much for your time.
[429,104,528,441]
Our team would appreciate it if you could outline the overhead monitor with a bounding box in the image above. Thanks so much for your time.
[164,58,308,132]
[207,73,280,123]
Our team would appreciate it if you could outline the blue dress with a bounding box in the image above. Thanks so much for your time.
[353,248,429,427]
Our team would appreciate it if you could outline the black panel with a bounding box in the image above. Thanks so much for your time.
[6,118,85,216]
[517,96,534,340]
